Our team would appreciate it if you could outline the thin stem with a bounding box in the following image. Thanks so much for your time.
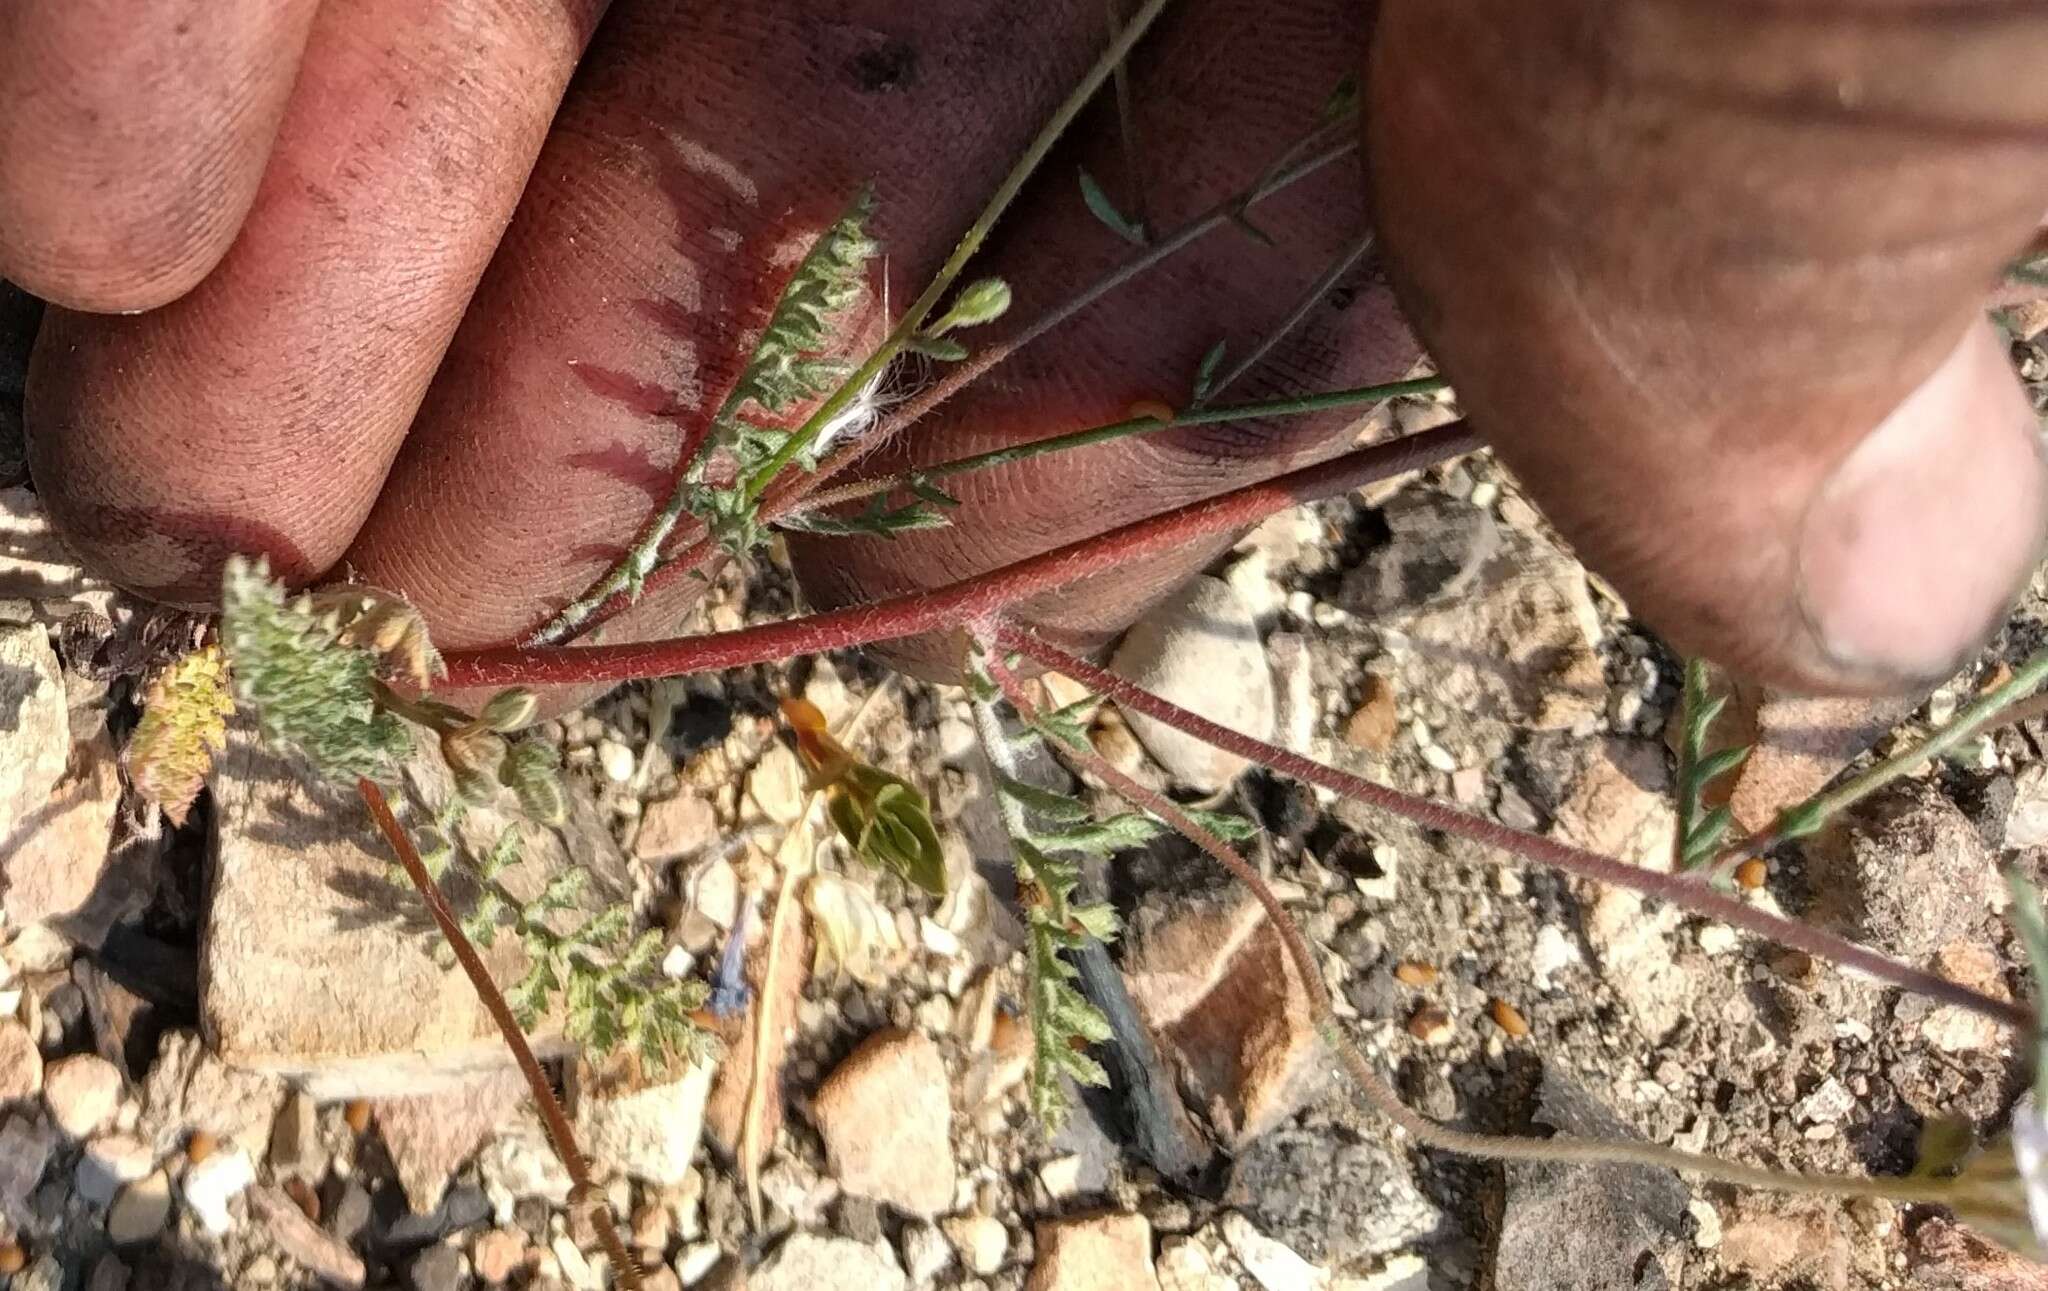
[438,424,1477,690]
[739,0,1176,502]
[992,624,2031,1030]
[552,127,1360,649]
[978,646,1960,1209]
[1673,658,1708,870]
[740,679,894,1227]
[1718,644,2048,868]
[1198,231,1375,404]
[356,779,642,1291]
[1105,0,1150,238]
[791,377,1449,517]
[797,135,1359,491]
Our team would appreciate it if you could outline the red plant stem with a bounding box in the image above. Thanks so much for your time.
[442,424,1478,690]
[994,624,2033,1030]
[356,779,642,1289]
[982,639,1981,1201]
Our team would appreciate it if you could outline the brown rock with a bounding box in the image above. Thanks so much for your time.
[1123,892,1316,1148]
[1551,739,1676,872]
[1727,689,1915,834]
[471,1227,528,1285]
[375,1070,526,1212]
[0,1019,41,1101]
[43,1053,122,1138]
[1911,1214,2045,1290]
[1,730,122,936]
[634,792,718,861]
[810,1028,955,1218]
[1026,1212,1161,1291]
[1718,1197,1852,1291]
[1406,1006,1454,1046]
[1367,497,1605,732]
[249,1184,366,1288]
[1343,677,1398,754]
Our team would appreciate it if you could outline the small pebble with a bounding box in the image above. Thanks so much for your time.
[1421,744,1459,774]
[1393,961,1438,987]
[597,739,636,784]
[1489,999,1529,1037]
[1406,1005,1454,1046]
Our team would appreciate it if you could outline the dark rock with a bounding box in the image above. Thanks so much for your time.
[1344,965,1400,1021]
[75,954,175,1084]
[375,1185,491,1255]
[836,1195,884,1245]
[324,1180,374,1248]
[1493,1070,1688,1291]
[37,982,87,1055]
[406,1244,465,1291]
[1225,1127,1439,1263]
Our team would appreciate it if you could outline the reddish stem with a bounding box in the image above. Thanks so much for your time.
[993,624,2032,1030]
[442,425,1477,690]
[356,779,642,1289]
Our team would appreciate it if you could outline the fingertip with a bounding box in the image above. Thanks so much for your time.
[1792,321,2048,691]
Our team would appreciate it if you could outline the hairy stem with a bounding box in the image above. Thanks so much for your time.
[791,376,1448,517]
[978,646,1962,1209]
[739,0,1176,500]
[992,624,2030,1030]
[1718,644,2048,870]
[356,779,641,1290]
[439,425,1476,690]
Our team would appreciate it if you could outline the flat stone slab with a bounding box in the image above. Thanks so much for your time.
[204,720,629,1099]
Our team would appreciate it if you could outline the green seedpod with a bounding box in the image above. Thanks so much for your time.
[826,766,947,897]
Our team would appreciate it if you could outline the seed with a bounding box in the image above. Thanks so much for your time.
[344,1100,372,1135]
[185,1130,218,1164]
[1406,1005,1454,1046]
[1735,858,1768,890]
[1394,961,1438,987]
[1490,999,1530,1037]
[0,1242,25,1275]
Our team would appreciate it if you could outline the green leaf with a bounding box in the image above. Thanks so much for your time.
[219,557,416,784]
[905,335,969,362]
[687,186,880,550]
[830,766,948,896]
[1182,806,1258,842]
[1189,339,1228,406]
[779,495,954,539]
[996,775,1093,824]
[1079,169,1146,245]
[1029,812,1162,858]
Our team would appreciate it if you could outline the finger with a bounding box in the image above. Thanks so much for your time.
[1367,0,2048,694]
[26,0,606,604]
[0,0,320,312]
[784,0,1413,680]
[336,0,1111,660]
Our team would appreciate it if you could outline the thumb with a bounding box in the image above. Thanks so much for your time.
[1368,0,2048,694]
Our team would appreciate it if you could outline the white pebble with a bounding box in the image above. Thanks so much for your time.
[597,739,637,784]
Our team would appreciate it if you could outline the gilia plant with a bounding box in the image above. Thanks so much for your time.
[122,5,2048,1281]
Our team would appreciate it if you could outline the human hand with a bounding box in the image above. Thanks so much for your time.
[6,0,2044,698]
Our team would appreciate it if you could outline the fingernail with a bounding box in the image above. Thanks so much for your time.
[1797,323,2047,686]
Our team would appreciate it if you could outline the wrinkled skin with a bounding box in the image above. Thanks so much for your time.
[5,0,2047,703]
